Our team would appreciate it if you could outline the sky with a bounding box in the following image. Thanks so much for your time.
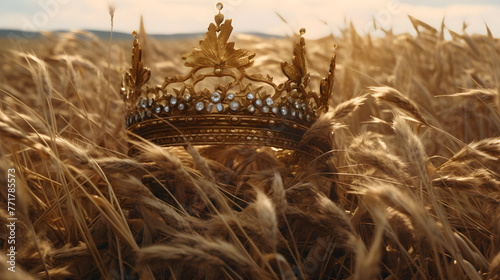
[1,0,500,39]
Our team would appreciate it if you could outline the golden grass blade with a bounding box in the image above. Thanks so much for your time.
[408,15,438,34]
[254,191,278,251]
[331,95,367,120]
[449,137,500,163]
[89,195,139,251]
[440,88,497,104]
[371,86,429,126]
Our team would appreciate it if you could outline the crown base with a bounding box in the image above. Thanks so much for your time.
[127,114,330,155]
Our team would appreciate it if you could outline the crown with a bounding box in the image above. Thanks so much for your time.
[121,2,336,153]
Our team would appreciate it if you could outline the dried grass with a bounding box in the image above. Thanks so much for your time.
[1,13,500,279]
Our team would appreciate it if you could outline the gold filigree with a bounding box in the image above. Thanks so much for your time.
[281,28,310,88]
[124,31,151,104]
[182,19,255,70]
[319,48,337,113]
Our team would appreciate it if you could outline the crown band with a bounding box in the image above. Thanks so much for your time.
[129,113,323,149]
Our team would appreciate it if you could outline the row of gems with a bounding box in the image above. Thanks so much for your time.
[127,108,152,126]
[286,95,313,121]
[246,92,273,114]
[128,90,314,126]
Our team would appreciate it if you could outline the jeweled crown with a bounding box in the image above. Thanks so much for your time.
[121,2,336,152]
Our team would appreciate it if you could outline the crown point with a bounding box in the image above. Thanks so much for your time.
[132,30,137,38]
[216,2,223,11]
[299,28,306,35]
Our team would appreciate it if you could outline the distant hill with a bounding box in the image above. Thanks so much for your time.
[0,29,42,39]
[0,29,283,41]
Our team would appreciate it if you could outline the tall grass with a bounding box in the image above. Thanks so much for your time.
[0,16,499,279]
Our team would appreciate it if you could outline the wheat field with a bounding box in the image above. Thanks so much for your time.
[1,16,500,279]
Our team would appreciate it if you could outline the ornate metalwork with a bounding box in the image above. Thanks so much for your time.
[121,2,336,153]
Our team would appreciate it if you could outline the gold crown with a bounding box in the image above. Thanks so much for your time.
[121,2,336,153]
